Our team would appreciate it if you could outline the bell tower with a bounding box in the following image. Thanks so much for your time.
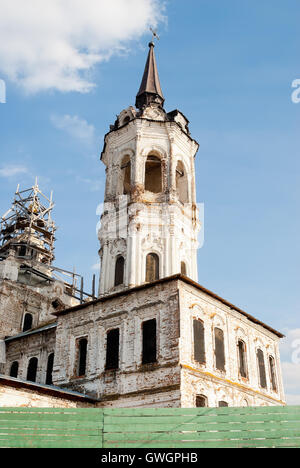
[98,41,200,296]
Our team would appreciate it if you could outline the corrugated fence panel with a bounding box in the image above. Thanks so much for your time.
[103,406,300,449]
[0,406,299,448]
[0,408,103,448]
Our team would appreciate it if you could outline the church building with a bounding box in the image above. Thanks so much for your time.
[0,41,285,408]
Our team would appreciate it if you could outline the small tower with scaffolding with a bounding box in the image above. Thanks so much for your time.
[0,181,94,342]
[0,180,55,279]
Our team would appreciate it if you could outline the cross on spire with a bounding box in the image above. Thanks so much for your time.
[150,27,160,44]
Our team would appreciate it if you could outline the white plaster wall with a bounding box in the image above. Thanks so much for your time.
[178,281,285,407]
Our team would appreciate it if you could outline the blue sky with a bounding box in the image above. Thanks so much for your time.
[0,0,299,402]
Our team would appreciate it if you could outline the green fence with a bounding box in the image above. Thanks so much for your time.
[0,406,300,448]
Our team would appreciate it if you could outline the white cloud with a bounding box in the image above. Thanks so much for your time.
[0,165,28,178]
[51,114,95,146]
[0,0,165,93]
[91,263,100,271]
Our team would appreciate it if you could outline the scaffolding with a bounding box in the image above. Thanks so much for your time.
[0,181,97,303]
[0,180,55,265]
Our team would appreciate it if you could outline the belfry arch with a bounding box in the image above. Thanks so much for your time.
[120,155,131,195]
[144,154,162,194]
[176,160,189,203]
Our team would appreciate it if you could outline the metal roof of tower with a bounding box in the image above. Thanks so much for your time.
[135,41,165,110]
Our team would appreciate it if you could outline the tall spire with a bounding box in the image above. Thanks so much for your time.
[135,41,165,111]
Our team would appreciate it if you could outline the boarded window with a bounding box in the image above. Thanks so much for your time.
[142,319,157,364]
[27,357,38,382]
[23,313,33,332]
[77,338,88,377]
[193,319,206,364]
[196,395,207,407]
[214,328,225,371]
[257,349,267,389]
[145,155,162,193]
[218,401,228,407]
[106,329,120,370]
[114,256,125,286]
[146,253,159,282]
[121,155,131,195]
[269,355,277,392]
[238,340,247,378]
[10,361,19,378]
[176,161,189,203]
[181,262,187,276]
[46,353,54,385]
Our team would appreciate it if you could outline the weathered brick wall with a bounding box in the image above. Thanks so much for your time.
[54,281,181,406]
[178,281,285,407]
[4,328,56,384]
[1,277,285,409]
[0,259,79,340]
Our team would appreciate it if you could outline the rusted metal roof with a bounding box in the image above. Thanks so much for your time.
[4,322,57,343]
[0,374,100,403]
[135,42,164,110]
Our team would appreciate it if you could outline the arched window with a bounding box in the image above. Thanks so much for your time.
[145,155,162,193]
[23,313,33,332]
[193,319,206,365]
[123,116,130,125]
[145,253,159,282]
[114,256,125,286]
[46,353,54,385]
[269,355,277,392]
[10,361,19,378]
[27,357,38,382]
[196,395,208,408]
[120,155,131,195]
[214,328,225,371]
[218,401,229,407]
[77,338,88,377]
[257,349,267,389]
[176,161,189,203]
[238,340,248,378]
[180,262,187,276]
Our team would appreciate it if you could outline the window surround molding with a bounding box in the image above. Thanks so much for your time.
[256,347,268,391]
[136,313,160,367]
[268,354,278,393]
[236,337,249,380]
[143,250,162,283]
[72,335,89,379]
